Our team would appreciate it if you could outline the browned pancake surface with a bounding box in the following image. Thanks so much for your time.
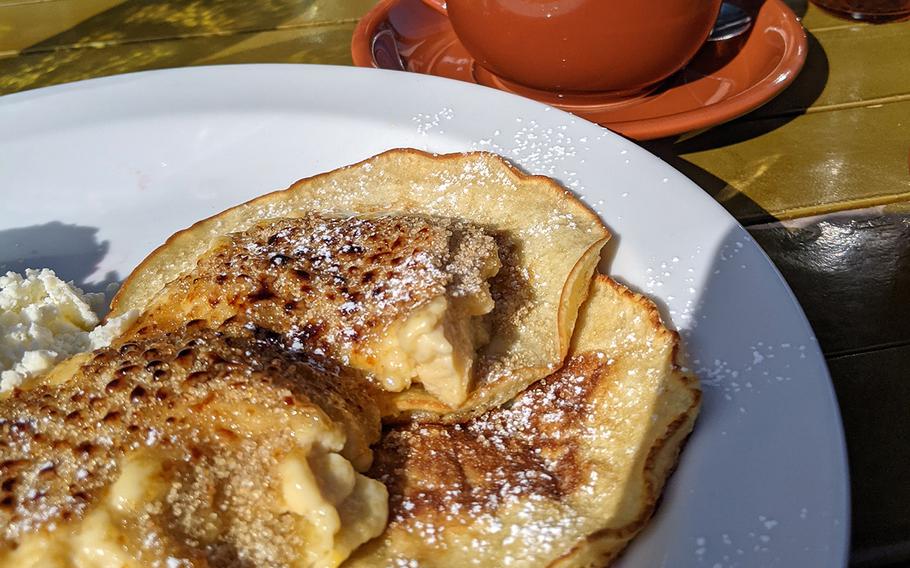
[0,321,381,565]
[131,214,497,370]
[369,353,604,523]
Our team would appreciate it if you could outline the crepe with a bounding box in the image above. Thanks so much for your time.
[0,319,387,567]
[346,276,700,567]
[110,149,609,421]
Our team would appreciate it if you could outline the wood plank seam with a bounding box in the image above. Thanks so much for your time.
[3,18,360,57]
[808,23,871,33]
[0,0,63,7]
[7,46,899,117]
[826,340,910,360]
[727,93,910,125]
[803,93,910,114]
[740,191,910,225]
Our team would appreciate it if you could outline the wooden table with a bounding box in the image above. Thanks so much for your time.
[1,1,907,565]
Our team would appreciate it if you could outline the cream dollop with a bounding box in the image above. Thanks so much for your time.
[0,269,138,392]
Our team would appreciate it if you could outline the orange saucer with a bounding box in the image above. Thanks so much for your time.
[352,0,808,140]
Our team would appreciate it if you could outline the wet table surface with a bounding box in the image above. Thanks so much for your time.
[1,1,908,566]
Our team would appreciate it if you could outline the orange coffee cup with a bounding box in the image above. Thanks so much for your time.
[423,0,722,94]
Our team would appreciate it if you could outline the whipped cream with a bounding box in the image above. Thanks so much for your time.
[0,269,139,392]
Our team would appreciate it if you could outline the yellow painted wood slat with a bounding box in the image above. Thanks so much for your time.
[645,99,910,222]
[0,22,356,95]
[0,0,378,53]
[750,17,910,119]
[0,0,123,54]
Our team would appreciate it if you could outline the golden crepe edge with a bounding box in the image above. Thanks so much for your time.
[554,277,701,567]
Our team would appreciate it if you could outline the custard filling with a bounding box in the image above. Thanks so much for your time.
[279,451,388,568]
[0,445,387,568]
[367,285,495,408]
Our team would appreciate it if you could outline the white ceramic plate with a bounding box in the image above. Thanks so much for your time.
[0,65,848,567]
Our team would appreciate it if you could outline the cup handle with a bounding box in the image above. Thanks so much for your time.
[418,0,448,15]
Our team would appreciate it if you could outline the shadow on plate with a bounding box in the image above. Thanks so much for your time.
[605,214,850,567]
[0,222,121,310]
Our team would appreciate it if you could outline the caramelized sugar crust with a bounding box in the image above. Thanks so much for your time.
[369,354,605,523]
[132,215,499,363]
[0,319,380,564]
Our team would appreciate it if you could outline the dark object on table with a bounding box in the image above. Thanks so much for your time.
[811,0,910,22]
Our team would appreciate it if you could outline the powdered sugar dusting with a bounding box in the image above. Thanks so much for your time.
[369,355,610,561]
[414,107,455,135]
[365,335,685,565]
[690,514,786,567]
